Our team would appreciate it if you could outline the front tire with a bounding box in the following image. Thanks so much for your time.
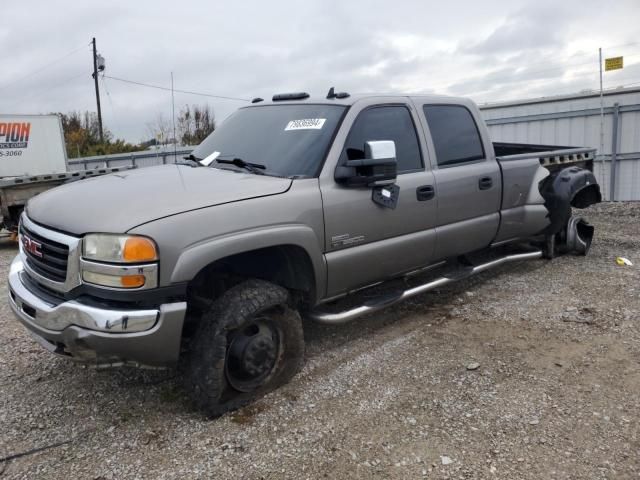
[182,279,304,417]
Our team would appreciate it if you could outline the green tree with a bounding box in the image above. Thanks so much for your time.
[58,111,142,158]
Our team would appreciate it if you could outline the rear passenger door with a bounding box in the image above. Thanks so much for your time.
[418,103,502,260]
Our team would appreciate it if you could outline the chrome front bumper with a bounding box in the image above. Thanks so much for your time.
[8,256,186,368]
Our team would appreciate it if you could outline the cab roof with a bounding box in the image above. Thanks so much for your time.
[244,92,467,108]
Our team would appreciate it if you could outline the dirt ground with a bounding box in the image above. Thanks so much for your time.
[1,202,639,479]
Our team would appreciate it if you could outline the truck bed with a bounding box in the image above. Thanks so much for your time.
[491,142,598,244]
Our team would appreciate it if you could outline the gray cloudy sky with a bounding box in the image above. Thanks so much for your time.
[1,0,639,143]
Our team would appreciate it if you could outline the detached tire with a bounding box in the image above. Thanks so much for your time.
[558,216,594,256]
[182,279,304,417]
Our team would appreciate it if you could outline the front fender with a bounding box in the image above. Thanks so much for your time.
[170,224,327,302]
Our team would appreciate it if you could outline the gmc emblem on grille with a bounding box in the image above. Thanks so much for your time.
[21,235,43,258]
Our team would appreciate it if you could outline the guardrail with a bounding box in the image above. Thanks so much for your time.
[67,148,194,171]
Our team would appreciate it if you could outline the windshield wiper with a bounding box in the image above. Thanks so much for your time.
[216,158,266,175]
[174,153,203,167]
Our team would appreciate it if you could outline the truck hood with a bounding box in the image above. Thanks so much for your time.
[26,165,292,234]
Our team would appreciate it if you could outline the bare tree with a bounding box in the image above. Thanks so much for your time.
[177,104,215,146]
[145,113,173,146]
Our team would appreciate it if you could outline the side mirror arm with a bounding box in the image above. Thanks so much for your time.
[344,158,396,168]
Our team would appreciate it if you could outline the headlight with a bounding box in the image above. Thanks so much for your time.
[81,234,158,290]
[83,234,158,263]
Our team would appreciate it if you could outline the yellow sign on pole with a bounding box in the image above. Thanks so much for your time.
[605,56,624,71]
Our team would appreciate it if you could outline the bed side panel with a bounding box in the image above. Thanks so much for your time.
[494,158,550,243]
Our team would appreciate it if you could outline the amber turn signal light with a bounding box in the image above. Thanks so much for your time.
[120,274,146,288]
[123,237,157,262]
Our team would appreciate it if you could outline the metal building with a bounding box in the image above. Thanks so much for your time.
[480,87,640,201]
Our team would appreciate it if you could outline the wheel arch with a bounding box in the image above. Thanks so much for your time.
[540,166,601,234]
[172,225,326,307]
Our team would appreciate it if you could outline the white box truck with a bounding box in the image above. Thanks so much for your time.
[0,114,134,232]
[0,114,67,176]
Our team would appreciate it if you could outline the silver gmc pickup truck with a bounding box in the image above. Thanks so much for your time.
[9,90,601,416]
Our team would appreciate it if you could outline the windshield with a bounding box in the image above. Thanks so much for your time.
[191,104,347,177]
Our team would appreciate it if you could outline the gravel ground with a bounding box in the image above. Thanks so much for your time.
[1,202,639,479]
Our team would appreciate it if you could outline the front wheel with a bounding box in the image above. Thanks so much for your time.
[182,279,305,417]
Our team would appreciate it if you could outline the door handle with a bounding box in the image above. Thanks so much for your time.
[416,185,435,201]
[479,177,493,190]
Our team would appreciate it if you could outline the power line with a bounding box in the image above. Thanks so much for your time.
[100,75,119,136]
[0,43,90,90]
[103,75,250,102]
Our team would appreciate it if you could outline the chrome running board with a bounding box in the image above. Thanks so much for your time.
[308,250,543,325]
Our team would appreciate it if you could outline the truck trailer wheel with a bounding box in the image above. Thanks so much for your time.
[182,279,304,417]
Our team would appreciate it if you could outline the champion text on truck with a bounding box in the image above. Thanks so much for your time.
[0,121,30,152]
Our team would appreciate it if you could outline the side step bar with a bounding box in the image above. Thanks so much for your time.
[308,250,543,325]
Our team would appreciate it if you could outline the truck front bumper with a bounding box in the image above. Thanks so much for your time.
[8,256,186,368]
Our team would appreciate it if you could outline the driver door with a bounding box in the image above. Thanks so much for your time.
[320,103,438,297]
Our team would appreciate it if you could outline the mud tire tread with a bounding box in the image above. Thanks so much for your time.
[181,279,304,417]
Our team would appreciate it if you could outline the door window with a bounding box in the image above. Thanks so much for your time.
[341,106,422,173]
[423,105,485,167]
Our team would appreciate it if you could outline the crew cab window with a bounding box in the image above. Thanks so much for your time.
[423,105,485,167]
[341,106,422,172]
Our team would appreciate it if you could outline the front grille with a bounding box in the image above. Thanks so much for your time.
[20,224,70,283]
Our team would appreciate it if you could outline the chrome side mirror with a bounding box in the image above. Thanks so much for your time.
[364,140,396,161]
[335,140,398,187]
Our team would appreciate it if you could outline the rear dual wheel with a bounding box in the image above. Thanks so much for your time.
[182,279,304,417]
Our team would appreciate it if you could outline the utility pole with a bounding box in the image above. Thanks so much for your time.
[92,37,104,143]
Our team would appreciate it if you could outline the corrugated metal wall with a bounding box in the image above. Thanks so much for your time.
[480,87,640,201]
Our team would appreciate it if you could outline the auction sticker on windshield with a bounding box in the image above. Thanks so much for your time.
[200,150,220,166]
[284,118,326,131]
